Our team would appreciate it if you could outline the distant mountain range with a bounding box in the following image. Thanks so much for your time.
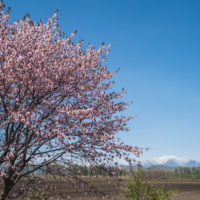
[141,156,200,169]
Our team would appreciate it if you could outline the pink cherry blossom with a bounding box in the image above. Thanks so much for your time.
[0,4,142,200]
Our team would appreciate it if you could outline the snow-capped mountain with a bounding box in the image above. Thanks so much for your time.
[154,156,186,165]
[142,156,200,168]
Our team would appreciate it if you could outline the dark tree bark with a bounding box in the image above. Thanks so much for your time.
[1,179,14,200]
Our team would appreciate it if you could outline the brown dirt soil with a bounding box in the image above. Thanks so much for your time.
[78,181,200,200]
[2,178,200,199]
[163,182,200,200]
[50,180,200,200]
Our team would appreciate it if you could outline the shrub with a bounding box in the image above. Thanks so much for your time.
[125,169,174,200]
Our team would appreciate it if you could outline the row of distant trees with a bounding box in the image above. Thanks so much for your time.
[142,167,200,181]
[32,164,200,180]
[33,164,128,177]
[174,167,200,179]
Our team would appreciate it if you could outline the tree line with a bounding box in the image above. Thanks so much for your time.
[174,167,200,179]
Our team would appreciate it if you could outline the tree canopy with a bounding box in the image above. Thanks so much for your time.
[0,2,141,199]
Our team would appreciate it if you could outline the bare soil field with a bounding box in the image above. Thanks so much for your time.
[65,181,200,200]
[46,180,200,200]
[2,178,200,199]
[163,182,200,200]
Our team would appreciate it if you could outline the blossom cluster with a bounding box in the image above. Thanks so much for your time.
[0,8,142,184]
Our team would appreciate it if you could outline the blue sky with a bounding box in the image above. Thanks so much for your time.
[6,0,200,161]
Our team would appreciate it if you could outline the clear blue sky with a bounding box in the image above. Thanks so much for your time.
[6,0,200,161]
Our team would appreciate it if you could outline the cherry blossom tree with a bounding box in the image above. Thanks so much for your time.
[0,2,142,199]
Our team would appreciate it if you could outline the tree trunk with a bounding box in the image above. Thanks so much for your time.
[1,180,13,200]
[1,189,10,200]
